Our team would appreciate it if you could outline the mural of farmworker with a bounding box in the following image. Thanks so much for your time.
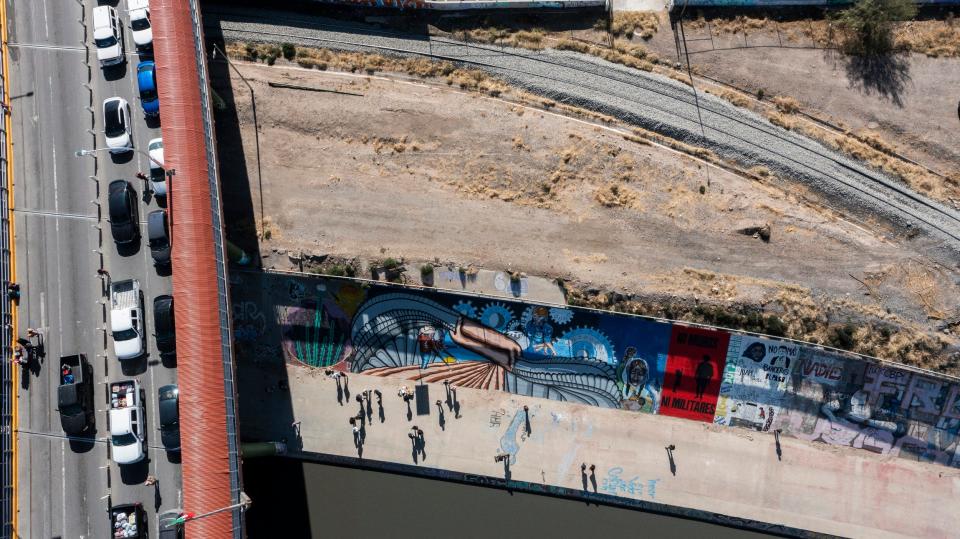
[525,306,557,356]
[617,347,663,413]
[349,293,620,407]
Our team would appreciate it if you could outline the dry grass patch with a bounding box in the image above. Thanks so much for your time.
[453,27,548,50]
[689,15,960,57]
[556,38,658,72]
[605,11,661,40]
[594,183,642,208]
[772,95,802,114]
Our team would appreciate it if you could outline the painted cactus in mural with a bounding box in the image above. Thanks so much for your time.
[248,274,960,468]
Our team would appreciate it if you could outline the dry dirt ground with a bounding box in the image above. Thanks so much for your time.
[214,61,960,365]
[643,16,960,183]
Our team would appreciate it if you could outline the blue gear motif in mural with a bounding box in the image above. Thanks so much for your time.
[480,302,514,331]
[561,327,616,364]
[452,300,479,319]
[549,307,574,325]
[507,319,523,332]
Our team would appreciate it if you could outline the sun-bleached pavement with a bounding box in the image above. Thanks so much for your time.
[240,363,960,538]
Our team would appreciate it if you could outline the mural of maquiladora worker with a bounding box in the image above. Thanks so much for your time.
[348,293,620,408]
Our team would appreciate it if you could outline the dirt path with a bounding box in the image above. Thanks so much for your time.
[216,62,958,334]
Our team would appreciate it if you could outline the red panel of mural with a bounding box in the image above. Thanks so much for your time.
[660,326,730,422]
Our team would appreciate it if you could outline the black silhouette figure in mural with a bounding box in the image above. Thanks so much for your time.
[672,369,683,393]
[694,355,714,399]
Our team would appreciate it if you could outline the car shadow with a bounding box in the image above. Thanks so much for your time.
[109,150,135,165]
[153,194,167,209]
[160,353,177,369]
[116,239,142,258]
[154,262,172,278]
[119,458,150,485]
[120,354,149,376]
[69,429,97,454]
[102,62,127,82]
[165,451,181,464]
[145,115,161,130]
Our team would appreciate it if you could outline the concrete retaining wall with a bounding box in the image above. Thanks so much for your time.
[236,274,960,468]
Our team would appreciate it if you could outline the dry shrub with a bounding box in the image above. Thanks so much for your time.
[594,183,641,208]
[748,165,772,178]
[767,112,797,130]
[772,95,801,114]
[609,11,661,40]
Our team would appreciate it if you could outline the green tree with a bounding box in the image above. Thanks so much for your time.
[835,0,916,55]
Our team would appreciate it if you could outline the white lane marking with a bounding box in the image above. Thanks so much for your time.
[6,42,85,52]
[42,0,49,38]
[61,442,66,536]
[40,292,46,329]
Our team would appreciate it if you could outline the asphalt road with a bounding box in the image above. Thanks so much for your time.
[9,0,181,537]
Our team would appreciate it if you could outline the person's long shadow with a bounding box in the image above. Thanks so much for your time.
[410,435,419,464]
[378,400,385,423]
[589,468,597,493]
[406,398,413,421]
[336,379,343,406]
[667,447,677,476]
[843,52,912,108]
[19,362,29,390]
[154,483,162,513]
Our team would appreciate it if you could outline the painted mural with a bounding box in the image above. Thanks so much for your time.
[244,274,960,468]
[714,335,800,432]
[660,326,729,422]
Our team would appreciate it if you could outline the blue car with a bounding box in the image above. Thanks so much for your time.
[136,61,159,117]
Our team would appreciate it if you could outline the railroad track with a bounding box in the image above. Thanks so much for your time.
[202,7,960,252]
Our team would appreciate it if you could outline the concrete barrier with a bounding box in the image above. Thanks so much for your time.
[237,272,960,468]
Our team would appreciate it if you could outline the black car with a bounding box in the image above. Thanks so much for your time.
[147,210,170,266]
[153,295,175,356]
[108,180,139,245]
[158,384,180,452]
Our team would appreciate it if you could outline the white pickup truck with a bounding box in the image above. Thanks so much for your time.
[111,279,144,360]
[109,379,145,465]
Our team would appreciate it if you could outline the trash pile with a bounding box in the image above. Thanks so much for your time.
[113,510,140,538]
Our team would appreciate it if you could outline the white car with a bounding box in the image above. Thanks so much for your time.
[103,97,132,153]
[148,137,166,196]
[93,6,124,67]
[109,380,146,465]
[128,0,152,50]
[109,409,145,464]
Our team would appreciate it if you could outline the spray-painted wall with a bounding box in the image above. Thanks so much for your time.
[235,274,960,467]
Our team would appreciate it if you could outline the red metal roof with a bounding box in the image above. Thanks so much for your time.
[153,1,235,536]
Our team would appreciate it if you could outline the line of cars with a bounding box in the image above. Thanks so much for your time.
[88,3,182,537]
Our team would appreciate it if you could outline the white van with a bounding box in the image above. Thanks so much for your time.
[93,6,124,67]
[127,0,152,50]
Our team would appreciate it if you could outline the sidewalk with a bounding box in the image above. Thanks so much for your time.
[242,363,959,538]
